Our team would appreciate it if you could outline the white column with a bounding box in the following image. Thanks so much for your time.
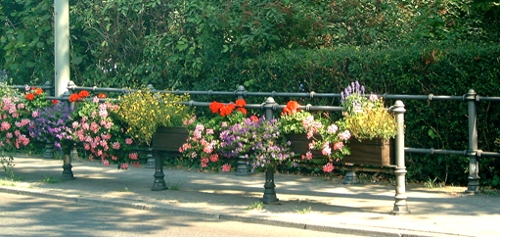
[54,0,70,97]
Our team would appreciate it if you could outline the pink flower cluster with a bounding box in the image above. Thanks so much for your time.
[298,114,352,170]
[323,163,334,173]
[71,99,140,169]
[302,115,322,139]
[180,123,225,169]
[1,96,34,149]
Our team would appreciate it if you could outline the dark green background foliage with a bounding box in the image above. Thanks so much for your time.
[1,0,500,187]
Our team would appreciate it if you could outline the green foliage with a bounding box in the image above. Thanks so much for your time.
[0,0,54,84]
[2,0,499,88]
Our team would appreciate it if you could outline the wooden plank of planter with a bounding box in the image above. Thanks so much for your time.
[285,134,395,167]
[341,138,395,167]
[151,126,189,154]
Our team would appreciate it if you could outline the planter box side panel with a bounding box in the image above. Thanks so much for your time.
[285,134,395,167]
[152,127,189,152]
[342,139,395,166]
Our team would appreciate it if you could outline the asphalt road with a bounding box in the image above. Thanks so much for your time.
[0,192,360,237]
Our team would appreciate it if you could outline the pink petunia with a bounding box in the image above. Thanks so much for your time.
[221,164,231,172]
[112,142,121,149]
[323,163,334,173]
[209,154,219,162]
[1,122,10,131]
[333,142,344,150]
[129,153,138,160]
[321,142,331,156]
[203,144,214,154]
[338,130,351,141]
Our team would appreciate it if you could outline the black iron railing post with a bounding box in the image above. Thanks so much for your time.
[466,89,480,193]
[391,100,410,214]
[235,85,251,176]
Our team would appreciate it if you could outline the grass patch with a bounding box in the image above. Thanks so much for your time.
[0,178,18,187]
[295,206,312,214]
[245,201,264,210]
[40,176,59,184]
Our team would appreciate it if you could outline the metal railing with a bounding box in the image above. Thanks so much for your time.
[8,82,500,195]
[8,81,501,214]
[63,83,501,193]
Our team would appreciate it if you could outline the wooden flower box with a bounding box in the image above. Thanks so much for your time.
[152,126,189,154]
[285,134,395,167]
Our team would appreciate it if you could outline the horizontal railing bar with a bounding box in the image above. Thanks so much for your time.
[180,101,346,112]
[478,96,500,102]
[68,86,500,102]
[405,147,500,157]
[379,94,465,101]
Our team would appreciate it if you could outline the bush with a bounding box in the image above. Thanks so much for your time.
[230,43,499,187]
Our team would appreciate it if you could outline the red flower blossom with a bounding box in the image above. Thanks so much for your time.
[69,93,80,103]
[220,103,236,117]
[52,100,59,104]
[235,99,247,114]
[235,99,247,107]
[283,100,301,115]
[237,107,247,115]
[98,93,107,98]
[78,90,90,98]
[34,88,43,95]
[209,101,224,114]
[25,93,35,101]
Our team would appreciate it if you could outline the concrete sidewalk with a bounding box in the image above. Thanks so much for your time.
[0,155,500,237]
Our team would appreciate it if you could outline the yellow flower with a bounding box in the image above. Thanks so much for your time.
[115,88,192,145]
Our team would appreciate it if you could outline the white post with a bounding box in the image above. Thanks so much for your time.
[54,0,70,97]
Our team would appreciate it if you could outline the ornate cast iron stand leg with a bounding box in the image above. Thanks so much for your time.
[152,151,168,191]
[235,156,251,176]
[61,147,74,180]
[343,164,360,184]
[261,168,279,204]
[44,141,54,159]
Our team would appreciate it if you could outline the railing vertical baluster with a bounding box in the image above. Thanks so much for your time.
[234,85,252,176]
[391,100,410,214]
[145,84,156,169]
[466,89,480,193]
[261,97,279,203]
[236,85,247,101]
[61,90,74,180]
[264,97,276,120]
[43,81,56,159]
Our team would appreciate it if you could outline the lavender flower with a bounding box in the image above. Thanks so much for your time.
[28,102,74,149]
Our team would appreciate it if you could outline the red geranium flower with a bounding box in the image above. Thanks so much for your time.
[98,93,107,98]
[283,100,301,115]
[78,90,90,98]
[235,99,247,107]
[69,93,80,103]
[52,100,59,104]
[237,107,247,115]
[220,103,236,117]
[209,101,224,114]
[25,93,35,101]
[34,88,44,95]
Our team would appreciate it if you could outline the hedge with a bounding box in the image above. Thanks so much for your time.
[201,42,499,187]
